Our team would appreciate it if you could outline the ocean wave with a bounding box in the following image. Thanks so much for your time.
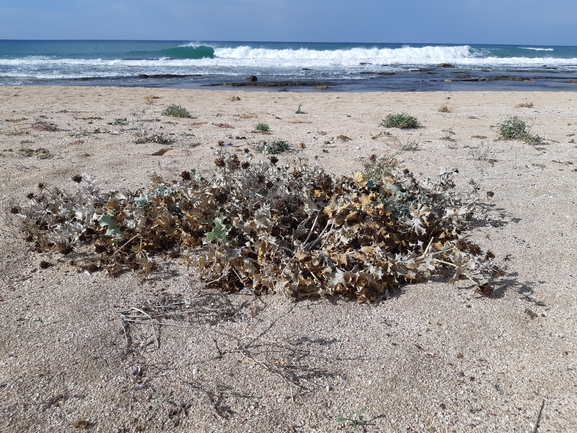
[212,45,474,64]
[520,47,555,52]
[158,45,215,59]
[2,42,577,84]
[2,53,577,70]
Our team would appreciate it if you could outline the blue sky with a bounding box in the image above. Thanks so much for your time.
[0,0,576,45]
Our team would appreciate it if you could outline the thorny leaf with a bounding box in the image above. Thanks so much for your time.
[203,217,231,244]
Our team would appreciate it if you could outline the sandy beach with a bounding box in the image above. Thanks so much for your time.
[1,86,576,432]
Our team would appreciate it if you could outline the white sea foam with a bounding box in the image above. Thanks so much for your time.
[520,47,555,51]
[213,45,474,64]
[202,44,574,69]
[2,53,576,72]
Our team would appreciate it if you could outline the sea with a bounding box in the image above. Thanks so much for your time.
[1,40,577,91]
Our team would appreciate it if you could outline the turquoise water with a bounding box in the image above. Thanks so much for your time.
[1,40,577,90]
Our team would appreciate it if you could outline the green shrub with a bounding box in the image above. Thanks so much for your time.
[257,140,290,154]
[497,116,527,140]
[497,116,543,144]
[255,123,270,133]
[162,104,190,118]
[381,113,419,129]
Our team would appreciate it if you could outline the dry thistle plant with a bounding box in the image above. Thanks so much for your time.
[144,95,159,105]
[31,119,58,131]
[11,154,501,302]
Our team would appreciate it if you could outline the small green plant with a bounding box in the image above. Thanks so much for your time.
[497,116,543,145]
[381,113,419,129]
[267,140,290,154]
[114,118,128,125]
[255,123,270,133]
[296,104,307,114]
[497,116,527,140]
[154,389,164,404]
[337,408,366,431]
[257,140,290,155]
[162,104,190,118]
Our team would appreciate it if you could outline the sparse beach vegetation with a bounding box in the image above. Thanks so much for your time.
[3,85,576,433]
[497,115,543,144]
[254,122,270,133]
[256,139,290,154]
[381,113,420,129]
[337,408,367,431]
[162,104,191,118]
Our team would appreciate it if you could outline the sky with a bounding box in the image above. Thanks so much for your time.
[0,0,576,45]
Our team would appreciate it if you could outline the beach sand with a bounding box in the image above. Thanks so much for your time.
[0,86,576,432]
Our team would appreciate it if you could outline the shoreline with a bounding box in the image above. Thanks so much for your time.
[1,86,576,432]
[11,72,577,92]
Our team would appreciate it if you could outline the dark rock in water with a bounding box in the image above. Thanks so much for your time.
[137,73,202,79]
[247,75,258,82]
[360,71,396,76]
[490,75,525,81]
[455,77,484,82]
[302,68,311,71]
[220,80,331,88]
[437,63,453,68]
